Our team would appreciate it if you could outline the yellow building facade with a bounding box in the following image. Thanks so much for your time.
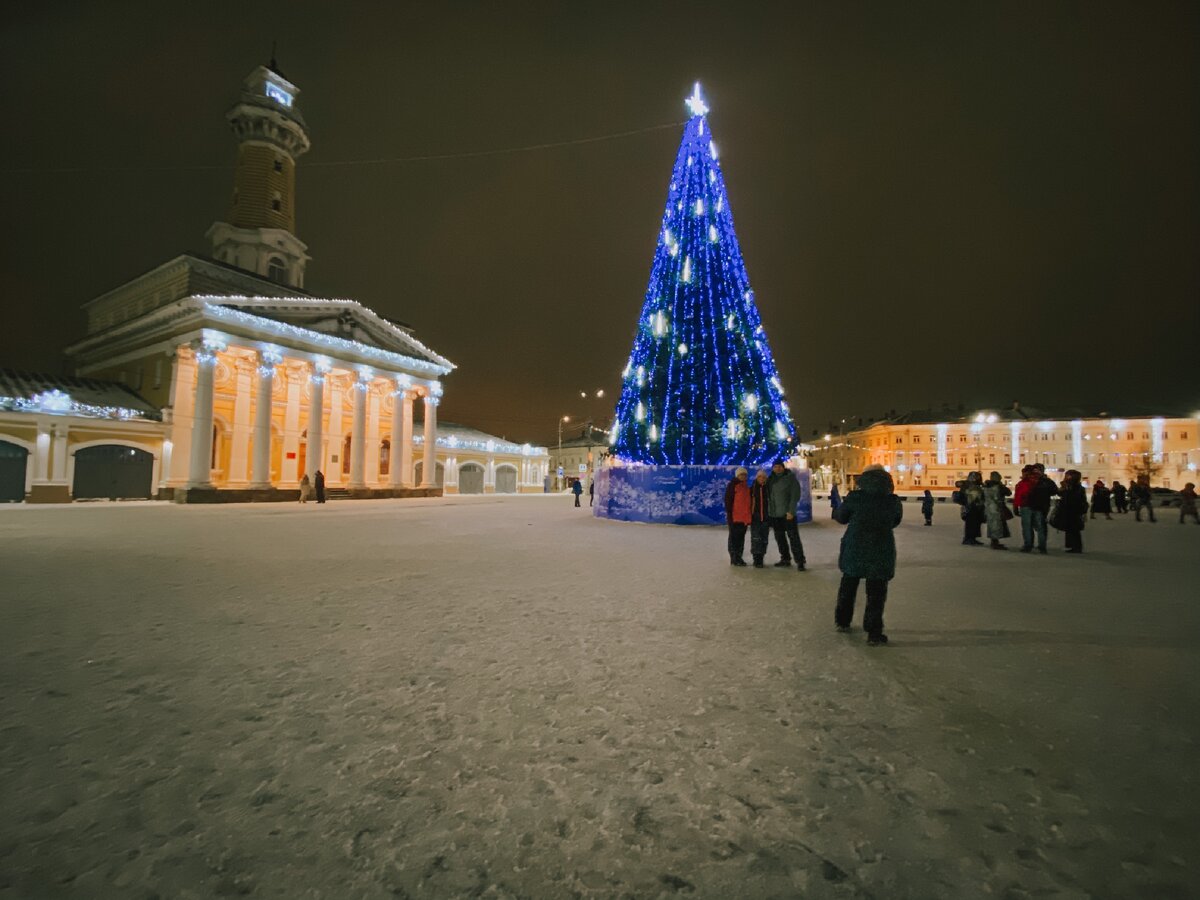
[808,406,1200,493]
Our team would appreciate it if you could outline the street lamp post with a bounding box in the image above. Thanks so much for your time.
[556,415,570,491]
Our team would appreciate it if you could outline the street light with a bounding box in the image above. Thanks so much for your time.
[557,415,570,490]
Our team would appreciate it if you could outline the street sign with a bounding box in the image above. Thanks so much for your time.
[578,464,587,473]
[556,466,564,477]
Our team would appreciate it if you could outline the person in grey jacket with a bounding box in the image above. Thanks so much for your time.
[766,460,806,571]
[834,465,903,646]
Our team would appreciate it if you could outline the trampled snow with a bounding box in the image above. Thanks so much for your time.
[1,496,1197,898]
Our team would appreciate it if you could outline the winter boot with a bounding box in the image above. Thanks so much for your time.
[867,633,889,646]
[732,557,748,567]
[752,556,764,568]
[773,560,792,568]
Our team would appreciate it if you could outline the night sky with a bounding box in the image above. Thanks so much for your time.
[2,2,1197,444]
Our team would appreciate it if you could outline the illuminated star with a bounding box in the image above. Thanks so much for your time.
[685,82,708,117]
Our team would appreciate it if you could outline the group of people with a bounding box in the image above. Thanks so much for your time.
[951,467,1197,554]
[725,462,898,646]
[298,470,326,503]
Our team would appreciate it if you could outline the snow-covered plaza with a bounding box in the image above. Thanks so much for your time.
[2,495,1197,898]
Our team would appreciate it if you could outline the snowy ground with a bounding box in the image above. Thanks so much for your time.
[1,496,1197,899]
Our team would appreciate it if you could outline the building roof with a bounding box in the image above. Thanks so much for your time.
[0,369,161,421]
[414,420,548,457]
[558,424,611,448]
[857,403,1195,429]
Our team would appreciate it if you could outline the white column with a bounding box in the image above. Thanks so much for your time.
[327,376,344,484]
[50,425,69,484]
[281,366,303,485]
[167,349,195,485]
[366,385,382,485]
[187,343,217,487]
[228,358,254,484]
[32,420,51,484]
[307,365,327,480]
[421,395,439,486]
[250,352,276,487]
[349,374,367,488]
[389,385,409,487]
[399,391,415,486]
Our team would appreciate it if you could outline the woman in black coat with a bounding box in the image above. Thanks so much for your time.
[1089,479,1111,520]
[1055,469,1089,553]
[833,466,903,645]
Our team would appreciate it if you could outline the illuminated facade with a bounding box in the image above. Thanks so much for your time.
[0,60,549,502]
[808,406,1200,491]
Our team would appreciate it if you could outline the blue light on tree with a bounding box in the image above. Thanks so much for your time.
[609,83,796,466]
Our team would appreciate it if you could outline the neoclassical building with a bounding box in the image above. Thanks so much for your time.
[0,59,548,502]
[806,404,1199,492]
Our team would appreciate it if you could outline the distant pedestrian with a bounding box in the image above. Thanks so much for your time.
[314,469,326,504]
[571,479,583,507]
[723,468,751,566]
[1021,463,1059,553]
[749,469,772,567]
[920,489,934,526]
[1131,475,1156,522]
[982,471,1012,549]
[829,483,842,517]
[299,474,313,503]
[1111,480,1128,514]
[1179,482,1198,525]
[588,478,595,507]
[959,471,986,546]
[767,460,806,571]
[1089,479,1111,520]
[1054,469,1089,553]
[833,465,903,646]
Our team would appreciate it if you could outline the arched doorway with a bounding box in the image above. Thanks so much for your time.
[379,439,391,477]
[495,465,517,494]
[0,439,29,502]
[458,462,484,494]
[73,445,154,500]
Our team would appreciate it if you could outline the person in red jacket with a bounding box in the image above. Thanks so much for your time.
[723,467,753,566]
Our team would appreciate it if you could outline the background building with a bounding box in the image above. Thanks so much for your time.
[806,404,1199,492]
[549,423,610,493]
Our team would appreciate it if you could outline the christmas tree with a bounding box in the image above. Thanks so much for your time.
[609,84,795,467]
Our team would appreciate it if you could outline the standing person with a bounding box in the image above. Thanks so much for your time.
[920,489,934,526]
[723,468,752,566]
[1178,482,1198,525]
[959,471,986,546]
[588,477,595,507]
[1027,463,1059,553]
[314,469,326,504]
[1111,479,1128,514]
[833,465,903,646]
[767,460,807,571]
[1055,469,1089,553]
[982,471,1012,549]
[1089,479,1111,520]
[829,483,842,517]
[1132,475,1157,522]
[749,469,772,568]
[298,473,312,503]
[571,478,583,507]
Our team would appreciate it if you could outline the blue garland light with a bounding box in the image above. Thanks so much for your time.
[609,83,796,466]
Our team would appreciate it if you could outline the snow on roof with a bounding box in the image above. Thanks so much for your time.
[414,420,548,456]
[0,369,161,421]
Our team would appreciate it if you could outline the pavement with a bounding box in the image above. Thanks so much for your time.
[1,495,1197,899]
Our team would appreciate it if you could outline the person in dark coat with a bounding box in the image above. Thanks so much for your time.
[920,489,934,526]
[829,483,842,517]
[1131,476,1156,522]
[1054,469,1089,553]
[833,465,903,646]
[723,468,751,566]
[314,469,326,504]
[571,479,583,507]
[1089,479,1111,520]
[959,471,986,546]
[1179,482,1198,524]
[588,478,595,507]
[766,461,806,571]
[749,469,772,567]
[1111,480,1128,514]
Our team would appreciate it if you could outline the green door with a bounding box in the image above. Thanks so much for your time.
[0,440,28,502]
[73,445,154,500]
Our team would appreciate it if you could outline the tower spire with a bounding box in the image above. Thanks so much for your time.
[205,62,311,287]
